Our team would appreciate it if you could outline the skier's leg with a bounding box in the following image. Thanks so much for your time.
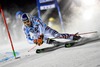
[48,28,70,39]
[45,26,81,41]
[51,30,81,40]
[45,26,69,39]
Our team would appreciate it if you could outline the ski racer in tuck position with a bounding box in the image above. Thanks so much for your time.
[16,11,81,46]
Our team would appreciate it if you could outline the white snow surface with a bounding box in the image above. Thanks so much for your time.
[1,0,100,67]
[0,39,100,67]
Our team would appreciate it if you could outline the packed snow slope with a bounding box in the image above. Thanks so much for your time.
[0,0,100,67]
[0,37,100,67]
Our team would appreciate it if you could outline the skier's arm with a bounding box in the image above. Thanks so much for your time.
[33,17,47,45]
[23,27,34,44]
[36,17,47,35]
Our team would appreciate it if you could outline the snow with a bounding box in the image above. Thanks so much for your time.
[0,39,100,67]
[1,0,100,67]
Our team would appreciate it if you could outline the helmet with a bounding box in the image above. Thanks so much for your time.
[21,13,29,22]
[16,11,23,19]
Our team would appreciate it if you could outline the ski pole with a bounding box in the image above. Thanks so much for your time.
[28,45,37,52]
[78,31,97,35]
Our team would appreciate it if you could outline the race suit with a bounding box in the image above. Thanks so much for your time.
[23,16,72,44]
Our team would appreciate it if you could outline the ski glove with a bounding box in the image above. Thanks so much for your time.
[33,34,44,46]
[37,34,44,46]
[73,35,81,40]
[34,39,37,44]
[33,38,43,46]
[69,33,81,40]
[37,38,43,46]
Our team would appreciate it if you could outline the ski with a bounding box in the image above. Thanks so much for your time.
[36,37,100,53]
[36,39,79,53]
[36,42,76,53]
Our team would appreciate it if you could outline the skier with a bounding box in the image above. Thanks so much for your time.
[16,11,81,46]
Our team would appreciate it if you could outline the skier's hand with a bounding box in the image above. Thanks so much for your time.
[72,33,81,40]
[34,39,37,44]
[37,37,43,46]
[69,33,81,40]
[37,34,44,46]
[34,39,43,46]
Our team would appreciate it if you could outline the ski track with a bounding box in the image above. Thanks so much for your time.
[0,40,100,67]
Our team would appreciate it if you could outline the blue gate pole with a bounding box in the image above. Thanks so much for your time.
[36,0,41,18]
[54,0,64,32]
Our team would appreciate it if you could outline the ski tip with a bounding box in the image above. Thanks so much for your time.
[36,49,42,53]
